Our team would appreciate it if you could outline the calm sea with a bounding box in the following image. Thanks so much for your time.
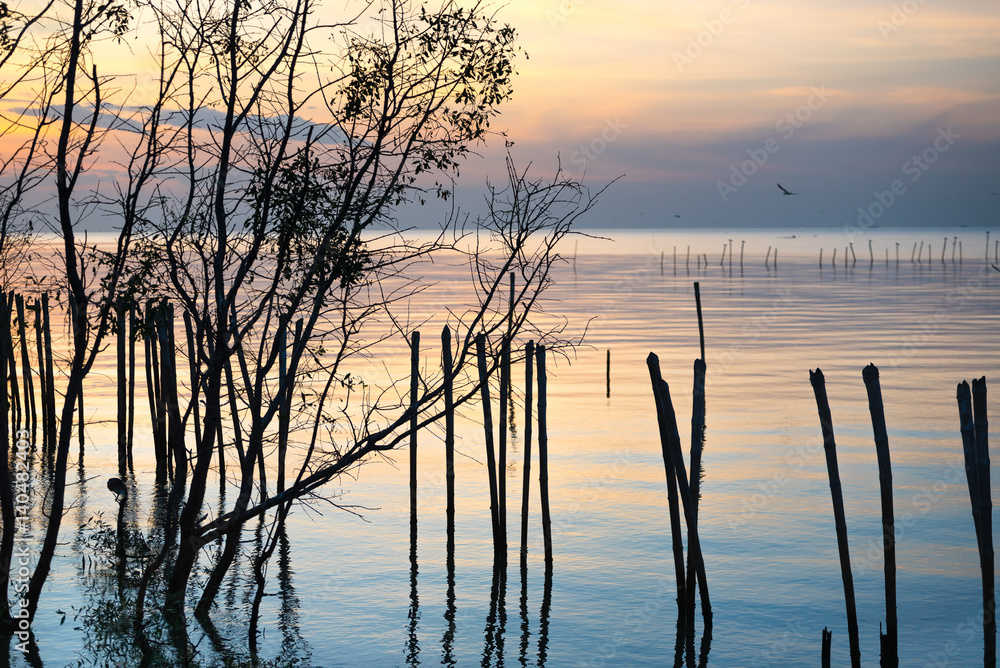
[11,226,1000,667]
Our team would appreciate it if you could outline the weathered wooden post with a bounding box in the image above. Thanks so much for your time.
[810,368,861,668]
[443,327,456,555]
[973,377,995,668]
[520,340,534,567]
[537,344,552,571]
[477,333,502,555]
[862,364,897,667]
[694,282,705,362]
[409,330,420,537]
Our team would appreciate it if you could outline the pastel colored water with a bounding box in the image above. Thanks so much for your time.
[8,227,1000,667]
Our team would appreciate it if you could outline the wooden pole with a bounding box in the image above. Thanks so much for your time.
[821,628,832,668]
[809,368,861,668]
[409,330,420,535]
[958,381,982,548]
[477,333,502,555]
[15,296,34,436]
[862,364,897,667]
[520,340,534,567]
[127,303,136,468]
[443,327,455,556]
[740,240,745,269]
[765,246,772,268]
[686,245,690,272]
[685,358,707,611]
[972,377,995,668]
[6,295,19,432]
[647,354,711,623]
[606,349,610,398]
[537,344,552,570]
[41,293,55,452]
[694,282,705,362]
[117,296,127,472]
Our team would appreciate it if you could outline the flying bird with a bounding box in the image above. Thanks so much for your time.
[777,183,797,196]
[107,477,127,503]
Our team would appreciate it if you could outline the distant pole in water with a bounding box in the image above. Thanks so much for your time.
[660,251,664,276]
[952,236,958,264]
[885,248,888,268]
[765,246,772,269]
[986,231,990,263]
[868,240,874,267]
[740,240,745,269]
[819,248,823,268]
[995,239,998,264]
[686,245,690,272]
[703,253,708,268]
[895,242,899,267]
[849,242,857,267]
[918,240,924,264]
[832,247,837,269]
[911,243,917,263]
[774,248,777,269]
[942,237,947,264]
[810,369,862,668]
[673,246,677,276]
[728,238,733,270]
[719,243,725,267]
[606,349,611,398]
[694,282,706,362]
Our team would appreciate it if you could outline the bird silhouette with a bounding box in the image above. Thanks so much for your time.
[777,183,797,196]
[107,478,127,503]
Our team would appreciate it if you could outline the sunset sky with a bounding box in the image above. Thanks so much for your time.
[449,0,1000,229]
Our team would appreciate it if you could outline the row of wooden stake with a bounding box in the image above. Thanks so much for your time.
[408,325,553,569]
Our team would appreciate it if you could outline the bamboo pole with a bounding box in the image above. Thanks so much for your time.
[765,246,772,268]
[6,295,19,431]
[41,293,55,452]
[520,340,534,567]
[822,628,832,668]
[443,327,456,557]
[819,248,823,268]
[537,344,552,570]
[694,282,705,362]
[32,300,45,447]
[127,303,136,468]
[15,296,34,436]
[686,245,690,272]
[862,364,897,667]
[809,368,861,668]
[606,349,610,398]
[958,381,982,547]
[685,357,707,610]
[477,333,502,554]
[972,377,995,668]
[409,330,420,535]
[117,296,127,471]
[647,354,711,623]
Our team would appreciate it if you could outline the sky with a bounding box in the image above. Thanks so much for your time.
[438,0,1000,229]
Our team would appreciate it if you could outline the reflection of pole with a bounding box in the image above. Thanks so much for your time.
[862,364,897,668]
[537,563,553,666]
[810,368,861,668]
[537,345,552,570]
